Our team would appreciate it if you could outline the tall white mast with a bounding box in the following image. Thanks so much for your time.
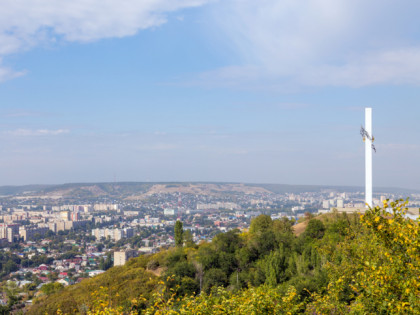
[365,108,373,208]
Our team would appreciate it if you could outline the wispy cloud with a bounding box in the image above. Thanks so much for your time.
[0,0,213,82]
[0,59,25,83]
[2,109,43,118]
[200,0,420,89]
[5,129,70,136]
[300,47,420,87]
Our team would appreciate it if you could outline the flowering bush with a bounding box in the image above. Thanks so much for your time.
[310,199,420,314]
[142,283,303,315]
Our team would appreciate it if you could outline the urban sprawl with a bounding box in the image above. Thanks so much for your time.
[1,186,419,306]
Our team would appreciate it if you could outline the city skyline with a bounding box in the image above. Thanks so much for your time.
[1,1,420,189]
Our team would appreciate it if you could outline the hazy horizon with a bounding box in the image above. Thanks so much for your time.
[0,181,418,194]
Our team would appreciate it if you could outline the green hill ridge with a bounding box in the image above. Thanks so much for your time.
[27,200,420,314]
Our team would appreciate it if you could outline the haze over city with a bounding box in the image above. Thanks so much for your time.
[1,1,420,189]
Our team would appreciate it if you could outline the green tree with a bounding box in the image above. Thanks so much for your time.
[183,230,195,248]
[0,305,9,314]
[203,268,228,293]
[47,271,58,281]
[23,282,37,294]
[3,260,18,274]
[213,229,242,253]
[249,214,273,235]
[303,219,325,240]
[197,243,219,270]
[99,252,113,271]
[260,246,289,286]
[174,220,184,247]
[4,281,20,309]
[40,282,64,296]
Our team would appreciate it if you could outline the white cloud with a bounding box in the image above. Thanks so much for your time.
[300,48,420,87]
[0,0,212,81]
[6,129,70,136]
[205,0,420,88]
[0,59,25,82]
[2,0,420,88]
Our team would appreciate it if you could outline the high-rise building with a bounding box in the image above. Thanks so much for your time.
[164,208,177,216]
[92,228,134,241]
[0,224,20,242]
[124,228,134,238]
[19,227,49,241]
[60,211,70,221]
[114,250,138,266]
[71,212,79,221]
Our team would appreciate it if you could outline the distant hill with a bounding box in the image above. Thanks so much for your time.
[254,183,420,195]
[0,182,418,199]
[0,182,153,199]
[0,185,52,196]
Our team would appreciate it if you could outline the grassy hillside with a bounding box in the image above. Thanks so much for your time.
[28,211,355,314]
[24,200,420,314]
[28,256,157,314]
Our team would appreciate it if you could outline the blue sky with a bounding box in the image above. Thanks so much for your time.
[0,0,420,189]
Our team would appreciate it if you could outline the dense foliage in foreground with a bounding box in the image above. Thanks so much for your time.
[29,200,419,314]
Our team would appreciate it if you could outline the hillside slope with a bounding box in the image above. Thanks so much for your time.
[27,202,420,314]
[28,256,157,314]
[3,182,418,199]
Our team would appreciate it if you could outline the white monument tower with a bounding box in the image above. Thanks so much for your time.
[365,108,373,208]
[360,107,377,208]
